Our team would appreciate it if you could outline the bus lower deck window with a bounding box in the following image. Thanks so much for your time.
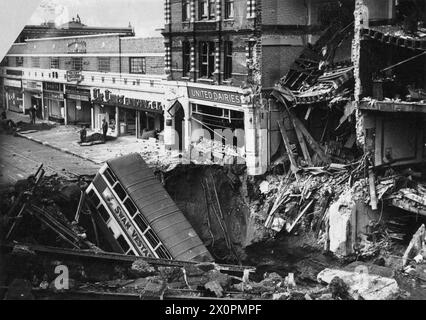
[145,229,160,248]
[156,245,172,260]
[87,190,100,207]
[98,205,110,222]
[117,235,130,252]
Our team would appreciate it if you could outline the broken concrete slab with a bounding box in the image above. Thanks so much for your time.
[317,268,400,300]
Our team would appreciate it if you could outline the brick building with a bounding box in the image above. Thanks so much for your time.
[162,0,347,175]
[0,32,166,139]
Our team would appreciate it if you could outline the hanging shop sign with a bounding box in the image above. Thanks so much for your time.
[66,70,84,83]
[4,78,21,88]
[188,86,242,106]
[23,80,42,92]
[92,88,163,113]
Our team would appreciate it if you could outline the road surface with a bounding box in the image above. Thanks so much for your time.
[0,134,100,187]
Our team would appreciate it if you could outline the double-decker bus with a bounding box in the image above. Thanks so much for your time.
[86,153,213,262]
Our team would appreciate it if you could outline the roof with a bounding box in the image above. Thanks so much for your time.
[106,153,212,262]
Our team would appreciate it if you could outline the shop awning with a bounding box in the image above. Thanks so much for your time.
[359,99,426,113]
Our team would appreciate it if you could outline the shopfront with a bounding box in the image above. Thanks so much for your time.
[23,80,43,118]
[4,78,23,113]
[92,88,164,138]
[43,82,65,123]
[65,85,91,125]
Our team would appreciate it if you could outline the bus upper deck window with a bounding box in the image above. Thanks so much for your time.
[134,214,148,232]
[104,167,117,186]
[113,183,127,201]
[124,198,137,217]
[98,205,110,222]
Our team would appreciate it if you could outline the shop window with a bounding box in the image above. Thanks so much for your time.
[129,57,146,74]
[225,0,234,19]
[224,41,233,80]
[98,57,111,72]
[183,41,191,77]
[182,0,190,21]
[16,57,24,67]
[50,57,59,69]
[199,41,215,78]
[70,57,83,71]
[31,57,40,68]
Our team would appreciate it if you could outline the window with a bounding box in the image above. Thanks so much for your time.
[134,214,148,232]
[98,57,111,72]
[199,0,208,19]
[156,245,173,259]
[117,235,130,252]
[50,57,59,69]
[71,57,83,71]
[145,229,160,248]
[224,41,233,79]
[98,205,110,222]
[225,0,234,19]
[31,57,40,68]
[129,57,146,74]
[199,41,215,78]
[208,0,215,19]
[124,198,137,217]
[113,183,127,201]
[247,0,256,17]
[103,168,117,186]
[87,190,101,207]
[16,57,23,67]
[182,0,190,21]
[183,41,191,77]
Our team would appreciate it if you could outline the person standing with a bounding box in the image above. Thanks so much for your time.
[80,125,87,143]
[30,105,36,124]
[102,118,108,141]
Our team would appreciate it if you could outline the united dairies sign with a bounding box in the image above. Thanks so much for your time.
[188,86,242,106]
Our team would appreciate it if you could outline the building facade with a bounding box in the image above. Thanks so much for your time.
[0,33,166,139]
[162,0,346,175]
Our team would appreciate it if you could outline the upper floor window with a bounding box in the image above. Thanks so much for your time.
[31,57,40,68]
[71,57,83,71]
[16,57,24,67]
[182,0,190,21]
[247,0,256,18]
[183,41,191,77]
[225,0,234,19]
[98,57,111,72]
[50,57,59,69]
[199,41,215,79]
[224,41,233,80]
[199,0,215,20]
[129,57,146,74]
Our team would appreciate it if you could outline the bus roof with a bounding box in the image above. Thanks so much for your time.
[106,153,213,262]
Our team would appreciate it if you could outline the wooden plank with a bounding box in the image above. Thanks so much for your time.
[294,124,313,166]
[277,120,300,179]
[368,168,378,210]
[286,199,315,233]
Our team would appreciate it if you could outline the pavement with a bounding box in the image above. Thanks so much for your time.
[6,110,184,171]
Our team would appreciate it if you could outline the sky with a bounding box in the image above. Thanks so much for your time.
[28,0,164,37]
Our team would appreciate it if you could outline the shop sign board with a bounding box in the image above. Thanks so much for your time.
[92,88,163,112]
[4,78,21,88]
[188,86,242,106]
[23,80,42,92]
[66,70,84,83]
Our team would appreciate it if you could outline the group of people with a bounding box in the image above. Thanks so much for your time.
[79,118,109,144]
